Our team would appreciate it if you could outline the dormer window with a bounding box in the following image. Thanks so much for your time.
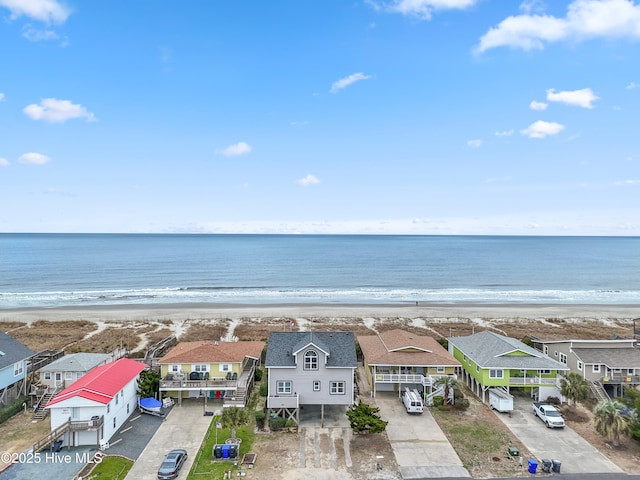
[304,350,318,370]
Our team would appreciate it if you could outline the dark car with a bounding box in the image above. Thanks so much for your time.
[157,449,188,480]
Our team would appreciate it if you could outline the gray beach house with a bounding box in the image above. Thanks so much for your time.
[265,331,357,429]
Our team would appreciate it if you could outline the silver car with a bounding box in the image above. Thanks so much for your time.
[157,449,188,480]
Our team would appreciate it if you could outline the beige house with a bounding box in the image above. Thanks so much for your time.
[358,329,460,404]
[158,340,265,407]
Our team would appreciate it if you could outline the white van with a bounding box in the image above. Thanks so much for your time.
[402,387,423,414]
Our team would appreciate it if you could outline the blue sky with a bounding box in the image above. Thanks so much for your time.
[0,0,639,235]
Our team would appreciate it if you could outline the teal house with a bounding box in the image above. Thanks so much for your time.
[447,330,568,404]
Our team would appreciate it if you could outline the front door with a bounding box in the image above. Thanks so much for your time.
[54,373,62,388]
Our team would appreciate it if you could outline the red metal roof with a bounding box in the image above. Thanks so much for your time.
[46,357,146,407]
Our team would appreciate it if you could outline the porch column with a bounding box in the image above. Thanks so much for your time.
[321,404,325,427]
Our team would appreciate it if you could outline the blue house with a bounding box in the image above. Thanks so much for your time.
[0,331,35,406]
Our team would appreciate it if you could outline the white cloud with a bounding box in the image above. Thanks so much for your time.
[529,100,548,110]
[614,179,639,185]
[369,0,477,20]
[0,93,4,101]
[546,88,599,108]
[521,120,565,138]
[519,0,546,14]
[0,157,9,167]
[0,0,70,23]
[22,24,58,41]
[495,129,514,137]
[476,0,640,53]
[216,142,252,157]
[296,174,320,186]
[467,139,483,148]
[18,152,51,164]
[626,81,639,90]
[23,98,96,122]
[330,73,372,93]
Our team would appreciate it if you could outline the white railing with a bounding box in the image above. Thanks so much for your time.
[374,373,457,386]
[267,394,299,409]
[508,376,559,386]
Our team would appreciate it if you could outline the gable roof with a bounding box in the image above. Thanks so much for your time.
[39,353,112,373]
[0,331,35,371]
[358,329,460,367]
[572,347,640,369]
[46,358,146,407]
[448,330,568,370]
[158,340,265,364]
[265,332,357,368]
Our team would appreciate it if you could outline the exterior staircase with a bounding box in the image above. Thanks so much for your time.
[590,381,610,403]
[33,389,58,420]
[424,386,445,407]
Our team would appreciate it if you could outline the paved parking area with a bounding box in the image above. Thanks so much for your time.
[123,399,214,480]
[493,395,623,475]
[375,393,470,479]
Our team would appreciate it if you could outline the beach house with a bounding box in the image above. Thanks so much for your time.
[357,329,460,404]
[44,358,146,448]
[534,338,640,400]
[448,330,568,404]
[265,331,357,429]
[158,340,265,407]
[0,331,35,407]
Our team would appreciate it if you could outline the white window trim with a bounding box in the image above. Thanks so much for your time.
[13,362,23,377]
[577,361,583,371]
[304,350,318,371]
[592,364,601,373]
[220,363,232,372]
[44,372,51,380]
[559,352,567,365]
[330,381,346,395]
[436,366,445,374]
[543,346,548,355]
[194,364,208,372]
[276,380,292,395]
[313,380,321,392]
[489,369,503,379]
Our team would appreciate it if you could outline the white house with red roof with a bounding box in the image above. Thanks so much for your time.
[46,357,146,447]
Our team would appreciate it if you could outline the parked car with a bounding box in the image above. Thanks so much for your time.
[532,402,565,428]
[158,449,188,480]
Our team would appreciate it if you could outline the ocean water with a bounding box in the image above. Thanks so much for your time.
[0,234,639,308]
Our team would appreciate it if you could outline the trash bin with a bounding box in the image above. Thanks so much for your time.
[552,459,561,473]
[540,459,552,473]
[52,440,63,452]
[213,444,222,459]
[528,459,538,474]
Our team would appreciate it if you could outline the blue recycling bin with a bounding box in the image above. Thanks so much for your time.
[528,459,538,474]
[221,444,230,459]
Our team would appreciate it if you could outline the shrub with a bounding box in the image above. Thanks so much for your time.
[269,416,287,431]
[254,410,266,429]
[545,396,561,405]
[346,401,388,434]
[259,383,268,397]
[254,368,263,381]
[454,398,470,410]
[433,396,444,407]
[0,396,28,425]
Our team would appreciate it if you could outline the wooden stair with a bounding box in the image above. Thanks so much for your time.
[590,381,610,403]
[33,389,57,421]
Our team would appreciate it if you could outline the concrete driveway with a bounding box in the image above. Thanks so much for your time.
[375,393,470,479]
[493,395,623,475]
[123,399,214,480]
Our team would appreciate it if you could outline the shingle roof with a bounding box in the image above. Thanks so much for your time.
[573,347,640,369]
[358,329,460,367]
[0,331,35,371]
[39,353,111,373]
[46,358,146,407]
[265,332,357,368]
[158,340,265,364]
[448,330,568,370]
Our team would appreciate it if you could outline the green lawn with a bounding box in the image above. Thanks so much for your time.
[187,416,254,479]
[86,455,133,480]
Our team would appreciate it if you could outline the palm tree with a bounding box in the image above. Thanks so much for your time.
[220,406,250,442]
[433,376,460,405]
[560,372,589,408]
[594,400,631,447]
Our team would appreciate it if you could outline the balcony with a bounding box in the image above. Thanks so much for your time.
[374,373,456,386]
[70,415,104,432]
[600,374,640,385]
[508,376,559,386]
[267,394,299,409]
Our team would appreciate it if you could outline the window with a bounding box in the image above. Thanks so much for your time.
[113,417,116,429]
[476,365,479,373]
[577,361,583,371]
[489,369,503,378]
[304,350,318,370]
[538,369,551,375]
[559,352,567,365]
[276,381,292,395]
[65,372,73,380]
[543,346,548,355]
[13,362,23,376]
[220,364,232,372]
[116,393,119,405]
[313,380,321,392]
[107,403,110,414]
[628,369,635,375]
[592,365,601,373]
[436,366,445,374]
[44,372,51,380]
[194,364,208,372]
[170,365,179,373]
[462,354,467,362]
[330,381,345,395]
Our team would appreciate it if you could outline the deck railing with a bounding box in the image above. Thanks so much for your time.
[374,373,457,386]
[266,394,299,409]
